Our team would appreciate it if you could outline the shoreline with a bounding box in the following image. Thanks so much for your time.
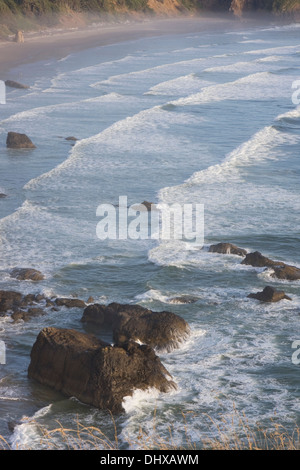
[0,13,284,78]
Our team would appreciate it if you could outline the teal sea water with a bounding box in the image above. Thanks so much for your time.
[0,19,299,448]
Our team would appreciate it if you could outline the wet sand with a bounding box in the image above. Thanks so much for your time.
[0,15,245,78]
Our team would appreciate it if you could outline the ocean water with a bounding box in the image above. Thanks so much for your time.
[0,18,299,449]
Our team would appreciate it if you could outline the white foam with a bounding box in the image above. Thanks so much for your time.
[10,405,52,450]
[171,72,294,106]
[145,74,213,97]
[245,44,300,56]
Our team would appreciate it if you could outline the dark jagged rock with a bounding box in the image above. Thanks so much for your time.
[271,265,300,281]
[0,290,23,315]
[12,307,46,322]
[28,327,176,413]
[55,298,86,308]
[247,286,292,303]
[0,193,7,198]
[65,136,78,141]
[241,251,300,281]
[81,302,190,351]
[241,251,282,268]
[6,132,36,149]
[10,267,44,281]
[209,242,247,257]
[5,80,29,89]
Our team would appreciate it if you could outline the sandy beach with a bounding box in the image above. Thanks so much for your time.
[0,14,258,78]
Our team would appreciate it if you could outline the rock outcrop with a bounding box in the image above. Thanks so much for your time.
[28,327,176,413]
[5,80,29,89]
[10,267,44,281]
[247,286,292,303]
[6,132,36,149]
[209,242,247,257]
[14,31,24,43]
[241,251,300,281]
[241,251,280,268]
[81,302,190,351]
[271,264,300,281]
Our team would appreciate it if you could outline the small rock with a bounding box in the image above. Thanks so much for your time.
[169,296,198,304]
[5,80,29,89]
[11,308,45,322]
[10,268,44,281]
[209,242,247,257]
[0,290,23,315]
[65,136,78,141]
[55,298,86,308]
[6,132,36,149]
[247,286,292,303]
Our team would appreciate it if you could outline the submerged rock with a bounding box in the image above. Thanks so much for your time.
[55,298,86,308]
[81,302,190,352]
[168,296,198,304]
[28,327,176,413]
[0,290,23,315]
[247,286,292,303]
[6,132,36,149]
[209,242,247,257]
[10,267,44,281]
[5,80,29,89]
[11,308,46,323]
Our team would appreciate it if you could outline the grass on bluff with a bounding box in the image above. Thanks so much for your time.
[1,408,299,450]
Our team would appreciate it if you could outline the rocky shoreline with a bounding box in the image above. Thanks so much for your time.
[0,240,297,414]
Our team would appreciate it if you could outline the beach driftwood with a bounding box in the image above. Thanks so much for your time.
[28,327,176,413]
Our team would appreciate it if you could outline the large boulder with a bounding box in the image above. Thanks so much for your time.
[10,267,44,281]
[6,132,36,149]
[81,302,190,352]
[28,327,176,413]
[247,286,292,303]
[209,242,247,257]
